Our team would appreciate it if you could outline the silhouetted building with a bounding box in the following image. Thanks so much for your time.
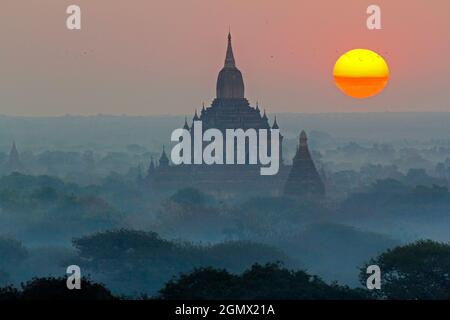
[147,33,323,197]
[5,141,24,173]
[179,33,283,164]
[159,146,170,168]
[284,131,325,197]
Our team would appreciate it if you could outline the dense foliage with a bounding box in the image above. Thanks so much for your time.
[72,229,289,295]
[360,240,450,300]
[0,277,116,300]
[159,263,367,300]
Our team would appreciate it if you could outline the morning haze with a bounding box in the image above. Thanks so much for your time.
[1,1,450,301]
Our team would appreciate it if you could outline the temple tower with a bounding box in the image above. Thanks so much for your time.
[284,131,324,197]
[5,141,24,173]
[159,146,170,167]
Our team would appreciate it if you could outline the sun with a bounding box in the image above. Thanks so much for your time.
[333,49,389,99]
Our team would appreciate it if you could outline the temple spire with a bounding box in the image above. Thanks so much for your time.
[284,130,325,198]
[11,141,18,155]
[5,140,24,173]
[193,109,200,121]
[262,109,268,120]
[216,32,245,99]
[224,32,236,68]
[159,146,169,167]
[183,117,190,130]
[272,116,279,129]
[299,130,307,147]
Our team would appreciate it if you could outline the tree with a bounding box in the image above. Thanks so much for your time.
[0,276,116,300]
[159,263,367,300]
[72,230,290,296]
[156,189,228,239]
[19,277,116,300]
[0,285,19,300]
[159,267,237,300]
[360,240,450,299]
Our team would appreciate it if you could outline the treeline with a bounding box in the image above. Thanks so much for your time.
[0,232,449,300]
[0,230,290,296]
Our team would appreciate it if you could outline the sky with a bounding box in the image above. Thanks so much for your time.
[1,0,450,116]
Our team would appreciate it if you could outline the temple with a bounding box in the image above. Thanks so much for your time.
[146,33,323,198]
[4,141,24,174]
[284,131,325,197]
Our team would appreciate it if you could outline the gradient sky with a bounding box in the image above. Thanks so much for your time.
[1,0,450,116]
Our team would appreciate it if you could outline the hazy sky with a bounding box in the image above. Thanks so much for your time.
[1,0,450,116]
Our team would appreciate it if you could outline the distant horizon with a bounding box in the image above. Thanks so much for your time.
[0,112,448,154]
[1,110,450,118]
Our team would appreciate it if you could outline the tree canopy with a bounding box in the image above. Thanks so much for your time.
[159,263,367,300]
[360,240,450,299]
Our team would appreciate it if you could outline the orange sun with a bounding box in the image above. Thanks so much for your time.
[333,49,389,99]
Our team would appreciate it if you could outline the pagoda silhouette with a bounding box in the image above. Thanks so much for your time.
[147,33,323,198]
[5,141,24,174]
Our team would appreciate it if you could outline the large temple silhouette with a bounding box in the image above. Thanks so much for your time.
[146,33,324,198]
